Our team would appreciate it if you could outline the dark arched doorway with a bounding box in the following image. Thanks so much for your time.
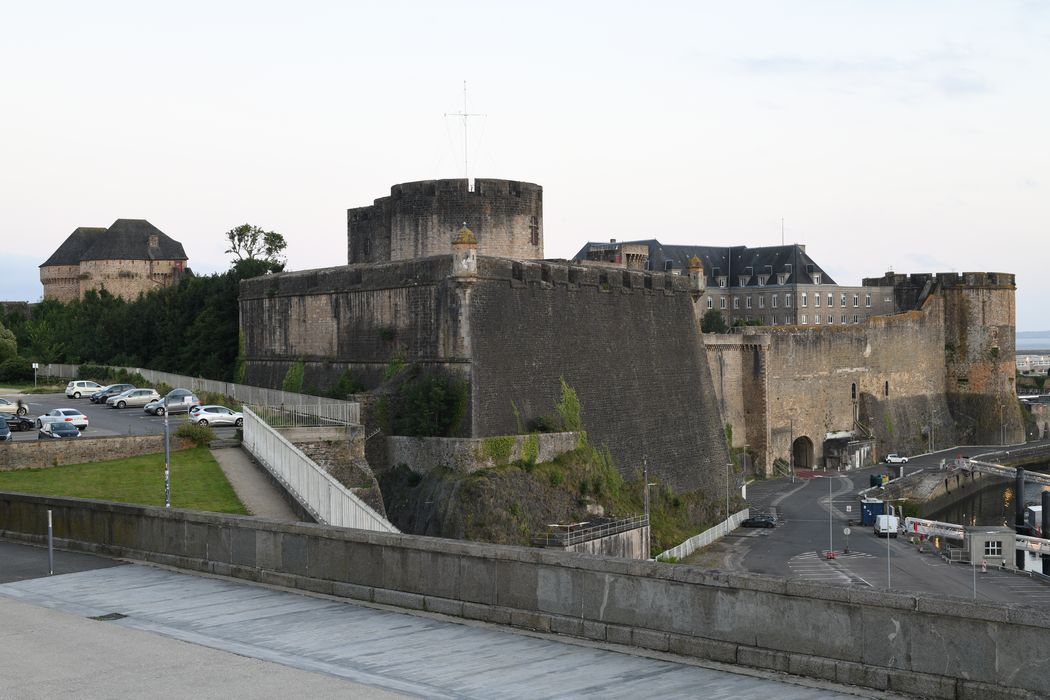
[793,436,814,469]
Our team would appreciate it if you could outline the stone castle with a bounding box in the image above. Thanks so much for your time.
[40,219,188,302]
[239,178,1022,492]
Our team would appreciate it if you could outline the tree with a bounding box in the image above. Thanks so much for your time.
[224,224,287,272]
[701,309,728,334]
[0,320,16,362]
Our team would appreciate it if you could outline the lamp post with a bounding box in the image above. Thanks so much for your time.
[163,409,171,508]
[643,458,656,558]
[726,462,733,520]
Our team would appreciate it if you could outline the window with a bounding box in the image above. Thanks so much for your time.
[813,273,821,285]
[800,314,807,324]
[853,314,859,323]
[865,293,872,308]
[984,540,1002,557]
[828,294,834,307]
[718,277,727,288]
[884,381,889,397]
[841,293,847,306]
[529,216,540,246]
[851,383,857,400]
[706,297,713,309]
[777,273,788,285]
[745,296,752,309]
[720,297,727,309]
[772,294,779,308]
[814,314,821,324]
[814,293,820,308]
[853,294,859,307]
[733,297,740,310]
[758,295,765,309]
[771,315,777,325]
[802,293,808,308]
[826,316,833,325]
[841,314,847,324]
[786,294,792,308]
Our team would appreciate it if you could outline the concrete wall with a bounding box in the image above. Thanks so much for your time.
[1,492,1045,700]
[560,525,649,559]
[0,435,192,472]
[347,179,543,265]
[387,432,579,475]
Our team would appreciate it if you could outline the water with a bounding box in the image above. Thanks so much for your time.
[926,467,1050,527]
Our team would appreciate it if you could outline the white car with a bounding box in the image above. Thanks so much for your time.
[65,380,102,399]
[0,397,29,416]
[37,408,90,431]
[106,388,160,409]
[885,454,909,464]
[189,405,243,427]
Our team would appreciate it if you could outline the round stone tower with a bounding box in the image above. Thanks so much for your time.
[347,178,543,264]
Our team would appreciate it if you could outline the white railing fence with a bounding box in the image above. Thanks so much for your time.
[657,508,750,561]
[40,363,359,425]
[241,406,397,533]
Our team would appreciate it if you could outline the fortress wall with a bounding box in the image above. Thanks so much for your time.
[758,298,954,467]
[239,258,470,391]
[705,337,770,472]
[348,179,543,265]
[39,264,80,303]
[467,258,729,493]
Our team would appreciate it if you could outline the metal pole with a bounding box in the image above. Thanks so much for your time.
[47,509,54,576]
[887,517,891,589]
[643,458,651,559]
[164,412,171,508]
[972,558,976,599]
[828,476,833,555]
[726,462,731,519]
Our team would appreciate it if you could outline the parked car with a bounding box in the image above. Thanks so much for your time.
[742,515,777,528]
[885,454,909,464]
[189,405,243,427]
[65,380,103,399]
[39,421,81,439]
[0,422,10,442]
[90,384,135,404]
[37,408,89,431]
[4,415,35,432]
[0,397,29,416]
[145,389,201,416]
[107,388,160,409]
[875,514,900,537]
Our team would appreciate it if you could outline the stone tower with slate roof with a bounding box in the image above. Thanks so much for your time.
[40,219,188,302]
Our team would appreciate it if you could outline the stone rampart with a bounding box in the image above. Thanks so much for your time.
[1,492,1045,700]
[0,435,193,472]
[387,432,579,474]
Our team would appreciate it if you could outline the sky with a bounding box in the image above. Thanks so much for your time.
[1,1,1048,330]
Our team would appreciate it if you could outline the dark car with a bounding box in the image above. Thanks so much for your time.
[0,422,10,442]
[4,415,35,432]
[742,515,777,528]
[90,384,135,404]
[39,422,81,439]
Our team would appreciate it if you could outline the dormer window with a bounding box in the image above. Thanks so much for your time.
[813,273,822,285]
[738,275,749,287]
[148,235,159,248]
[777,273,788,285]
[758,275,768,287]
[664,260,674,272]
[718,276,727,288]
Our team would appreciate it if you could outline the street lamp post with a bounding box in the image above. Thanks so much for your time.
[163,410,171,508]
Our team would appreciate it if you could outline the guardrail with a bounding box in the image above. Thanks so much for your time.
[657,508,750,561]
[249,403,356,428]
[241,406,397,533]
[39,363,360,425]
[532,516,648,547]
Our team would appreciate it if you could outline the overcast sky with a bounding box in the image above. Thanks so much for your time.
[1,1,1047,330]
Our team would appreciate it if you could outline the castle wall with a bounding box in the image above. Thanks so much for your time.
[41,259,185,302]
[240,255,729,494]
[705,336,770,472]
[466,258,729,493]
[39,264,80,303]
[348,179,543,265]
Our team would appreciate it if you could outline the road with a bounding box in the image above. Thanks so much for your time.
[731,450,1050,605]
[0,391,236,442]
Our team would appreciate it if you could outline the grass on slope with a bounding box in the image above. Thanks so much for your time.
[0,446,248,514]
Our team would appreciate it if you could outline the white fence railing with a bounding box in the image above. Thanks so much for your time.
[657,508,750,561]
[40,363,359,425]
[241,406,397,533]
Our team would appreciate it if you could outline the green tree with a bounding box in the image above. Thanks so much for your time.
[701,309,729,334]
[0,320,17,361]
[224,224,287,272]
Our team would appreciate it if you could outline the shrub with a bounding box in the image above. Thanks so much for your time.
[281,360,305,393]
[325,369,364,400]
[175,421,215,447]
[0,357,33,382]
[391,369,468,437]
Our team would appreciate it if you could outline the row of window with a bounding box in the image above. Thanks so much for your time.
[800,292,871,308]
[707,293,872,310]
[707,312,867,326]
[712,272,822,287]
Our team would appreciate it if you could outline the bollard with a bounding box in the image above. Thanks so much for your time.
[981,559,987,574]
[47,509,54,576]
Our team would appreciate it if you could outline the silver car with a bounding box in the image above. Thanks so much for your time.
[107,388,161,409]
[0,397,28,416]
[188,405,243,427]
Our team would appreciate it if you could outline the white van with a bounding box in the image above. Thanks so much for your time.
[874,514,899,538]
[65,380,102,399]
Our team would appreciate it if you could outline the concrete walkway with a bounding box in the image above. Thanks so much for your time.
[210,447,299,522]
[0,560,890,699]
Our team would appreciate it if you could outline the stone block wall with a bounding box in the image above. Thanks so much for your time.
[387,432,580,475]
[1,492,1046,700]
[0,435,192,472]
[348,179,543,265]
[705,336,770,471]
[39,264,80,303]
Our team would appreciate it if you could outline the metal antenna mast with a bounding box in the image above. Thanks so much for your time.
[445,81,485,184]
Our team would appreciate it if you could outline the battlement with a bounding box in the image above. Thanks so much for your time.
[863,271,1016,290]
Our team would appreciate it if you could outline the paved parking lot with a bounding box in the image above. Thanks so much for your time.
[1,391,236,442]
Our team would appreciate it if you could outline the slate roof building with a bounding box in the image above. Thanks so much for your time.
[40,219,188,302]
[573,239,894,327]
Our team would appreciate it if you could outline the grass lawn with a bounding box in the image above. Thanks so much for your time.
[0,446,248,514]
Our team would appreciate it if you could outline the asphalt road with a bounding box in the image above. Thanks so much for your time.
[1,391,237,442]
[736,450,1050,605]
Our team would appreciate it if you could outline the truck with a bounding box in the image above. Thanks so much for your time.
[874,514,899,538]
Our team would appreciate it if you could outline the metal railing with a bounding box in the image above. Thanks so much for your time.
[248,403,356,428]
[532,516,648,548]
[241,406,397,533]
